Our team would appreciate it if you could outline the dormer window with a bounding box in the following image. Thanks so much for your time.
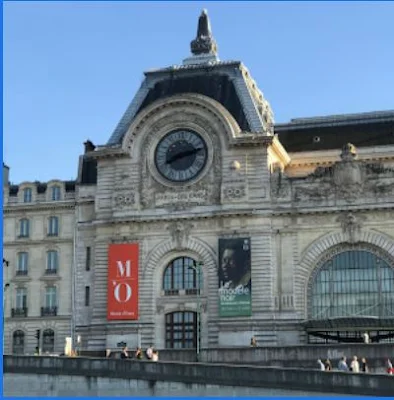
[23,188,32,203]
[51,186,61,201]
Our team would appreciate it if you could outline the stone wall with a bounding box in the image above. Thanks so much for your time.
[4,355,394,397]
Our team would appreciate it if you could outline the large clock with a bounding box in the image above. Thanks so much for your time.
[154,130,208,183]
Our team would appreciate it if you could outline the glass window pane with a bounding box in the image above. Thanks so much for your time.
[310,250,394,320]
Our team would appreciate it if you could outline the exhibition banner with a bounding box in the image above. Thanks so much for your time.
[107,243,139,320]
[218,238,251,317]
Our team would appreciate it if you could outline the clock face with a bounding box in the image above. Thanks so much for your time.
[154,130,208,182]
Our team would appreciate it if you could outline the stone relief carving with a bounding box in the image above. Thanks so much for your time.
[270,164,290,199]
[113,191,135,208]
[167,221,194,249]
[222,185,247,201]
[293,143,394,204]
[337,212,365,243]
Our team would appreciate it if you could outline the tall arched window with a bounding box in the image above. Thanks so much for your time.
[12,330,25,354]
[165,311,198,349]
[163,257,202,295]
[42,329,55,353]
[310,250,394,320]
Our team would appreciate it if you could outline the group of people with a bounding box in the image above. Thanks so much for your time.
[318,356,394,374]
[318,356,368,373]
[118,345,159,361]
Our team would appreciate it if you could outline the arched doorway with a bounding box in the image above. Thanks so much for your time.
[12,330,25,354]
[165,311,198,349]
[306,248,394,343]
[42,329,55,353]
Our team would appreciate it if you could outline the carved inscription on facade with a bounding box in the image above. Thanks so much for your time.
[155,189,208,207]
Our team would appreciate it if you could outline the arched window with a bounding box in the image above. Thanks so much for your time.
[19,218,30,238]
[12,330,25,354]
[42,329,55,353]
[51,186,61,201]
[23,188,32,203]
[165,311,199,349]
[46,250,58,274]
[310,250,394,320]
[163,257,202,295]
[47,216,59,236]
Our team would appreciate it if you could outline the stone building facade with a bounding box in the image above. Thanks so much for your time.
[72,11,394,350]
[2,165,75,354]
[4,11,394,353]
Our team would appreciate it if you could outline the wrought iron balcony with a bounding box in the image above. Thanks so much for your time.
[41,306,57,317]
[11,307,28,318]
[164,289,179,296]
[44,269,58,275]
[185,288,200,295]
[15,270,28,276]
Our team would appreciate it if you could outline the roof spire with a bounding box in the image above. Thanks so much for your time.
[190,9,218,56]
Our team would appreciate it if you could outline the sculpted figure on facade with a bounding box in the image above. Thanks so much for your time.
[292,143,394,204]
[337,212,365,244]
[167,221,194,249]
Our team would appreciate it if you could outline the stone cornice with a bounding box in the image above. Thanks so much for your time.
[3,201,76,214]
[228,133,273,148]
[85,146,129,160]
[269,136,291,166]
[288,145,394,167]
[4,238,73,246]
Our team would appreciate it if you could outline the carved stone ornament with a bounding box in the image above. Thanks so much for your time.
[337,212,365,244]
[113,191,135,208]
[190,10,218,56]
[294,143,394,203]
[270,164,290,199]
[222,185,247,201]
[156,304,165,314]
[167,221,194,249]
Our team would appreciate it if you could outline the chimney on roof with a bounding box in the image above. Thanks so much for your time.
[84,140,96,154]
[3,163,10,186]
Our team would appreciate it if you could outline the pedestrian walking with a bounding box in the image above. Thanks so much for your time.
[350,356,360,373]
[338,356,349,371]
[361,357,369,373]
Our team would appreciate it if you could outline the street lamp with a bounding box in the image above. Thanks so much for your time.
[189,261,203,362]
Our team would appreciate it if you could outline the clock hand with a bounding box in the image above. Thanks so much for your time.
[166,148,203,165]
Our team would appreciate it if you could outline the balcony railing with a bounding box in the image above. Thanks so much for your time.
[44,269,58,275]
[15,270,28,276]
[185,288,201,295]
[41,306,57,317]
[11,307,28,318]
[164,289,179,296]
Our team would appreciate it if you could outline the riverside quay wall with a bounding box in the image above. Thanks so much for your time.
[3,355,394,397]
[86,343,394,372]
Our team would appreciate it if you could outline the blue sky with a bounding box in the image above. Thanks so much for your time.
[3,1,394,183]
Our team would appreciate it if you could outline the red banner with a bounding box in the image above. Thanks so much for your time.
[107,243,139,320]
